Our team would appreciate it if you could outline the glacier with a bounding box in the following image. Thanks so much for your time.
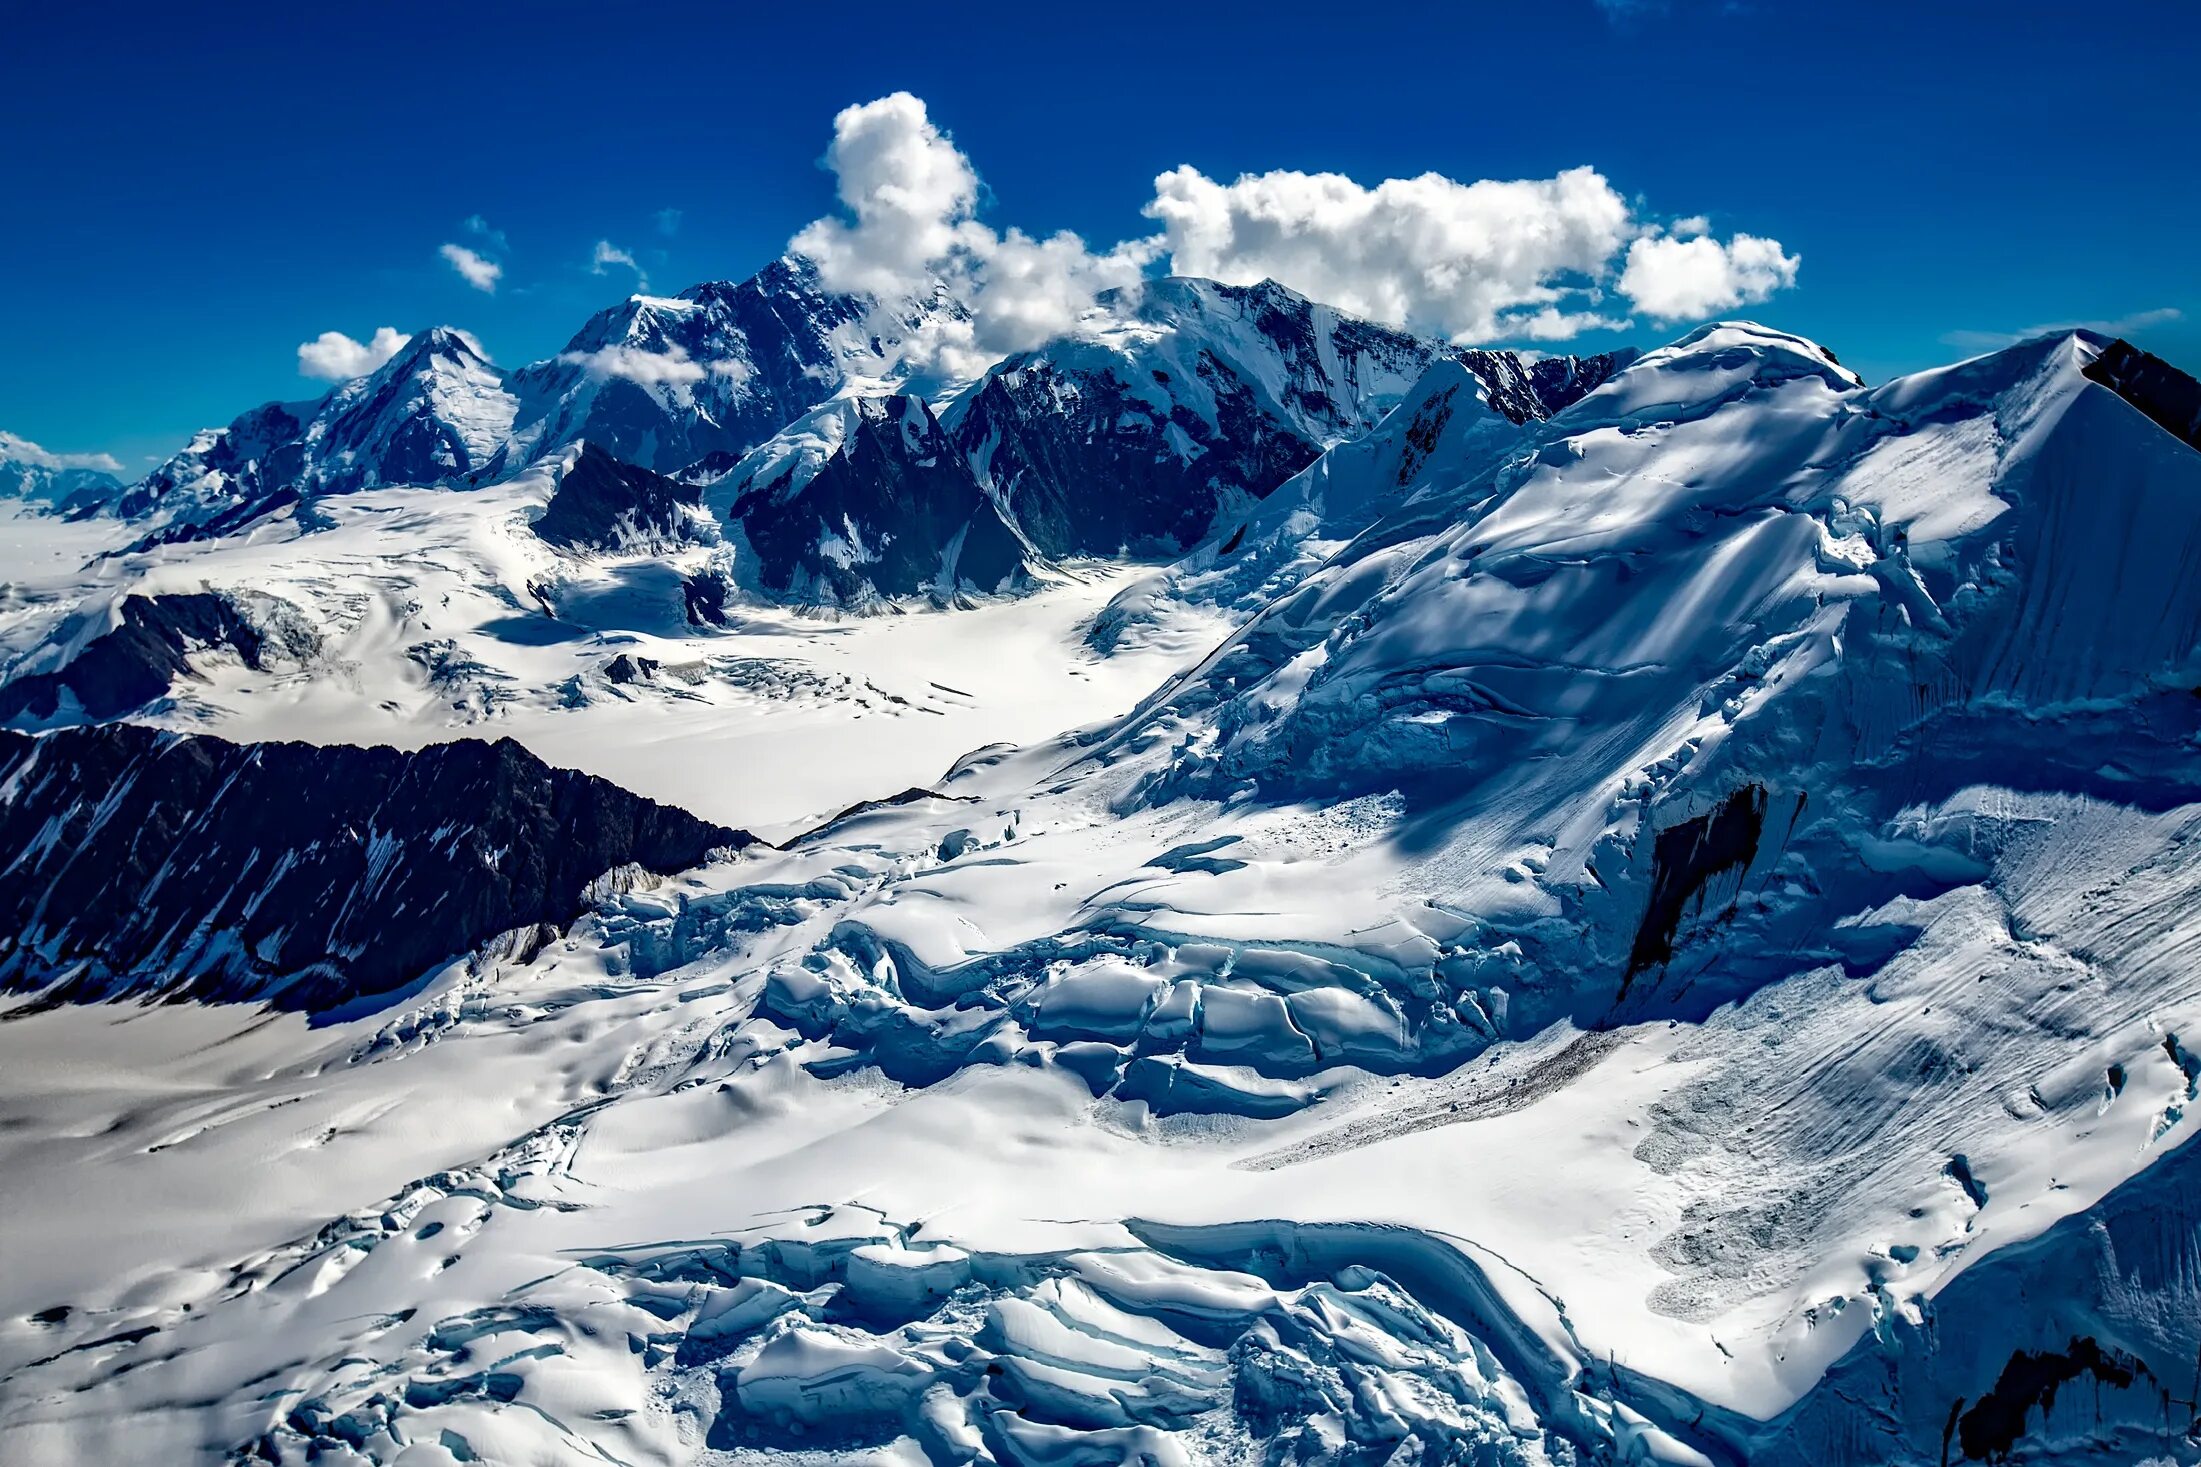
[1,290,2199,1467]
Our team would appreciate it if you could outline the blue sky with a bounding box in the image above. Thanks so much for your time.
[5,0,2194,471]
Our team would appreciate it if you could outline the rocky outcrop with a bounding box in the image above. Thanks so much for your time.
[531,442,707,553]
[0,590,317,722]
[726,395,1029,603]
[2083,336,2201,452]
[0,724,751,1012]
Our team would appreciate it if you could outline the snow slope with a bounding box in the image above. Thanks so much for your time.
[4,325,2201,1467]
[0,449,1227,837]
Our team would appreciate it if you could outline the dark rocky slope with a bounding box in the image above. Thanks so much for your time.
[0,725,749,1013]
[0,591,314,723]
[728,395,1030,602]
[531,441,708,553]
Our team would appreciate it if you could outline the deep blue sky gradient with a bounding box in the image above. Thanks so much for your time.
[4,0,2195,467]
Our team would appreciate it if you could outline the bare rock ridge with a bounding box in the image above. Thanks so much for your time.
[0,724,750,1013]
[531,441,708,553]
[2083,335,2201,451]
[0,591,308,722]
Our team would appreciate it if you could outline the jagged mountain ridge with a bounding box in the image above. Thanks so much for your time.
[84,328,516,524]
[703,276,1632,600]
[507,255,969,475]
[66,263,1628,615]
[0,723,751,1012]
[948,277,1630,561]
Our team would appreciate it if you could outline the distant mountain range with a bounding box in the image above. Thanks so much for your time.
[42,258,1628,605]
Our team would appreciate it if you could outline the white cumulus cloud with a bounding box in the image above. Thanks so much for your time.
[440,242,502,293]
[590,239,649,293]
[558,344,707,387]
[297,326,410,380]
[792,92,1802,366]
[1618,232,1800,322]
[1146,164,1637,343]
[793,92,981,299]
[792,92,1157,376]
[0,431,124,474]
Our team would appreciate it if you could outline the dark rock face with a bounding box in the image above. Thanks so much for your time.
[1524,349,1639,417]
[955,354,1322,558]
[730,396,1029,602]
[532,443,706,553]
[1952,1338,2154,1463]
[950,278,1451,559]
[1625,784,1769,982]
[0,724,750,1013]
[0,592,309,722]
[1451,348,1635,426]
[2084,337,2201,452]
[682,569,734,626]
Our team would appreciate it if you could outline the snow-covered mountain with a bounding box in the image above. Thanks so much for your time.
[60,264,1630,637]
[95,327,516,527]
[712,392,1032,603]
[5,320,2201,1467]
[507,255,968,476]
[945,277,1618,558]
[694,275,1632,606]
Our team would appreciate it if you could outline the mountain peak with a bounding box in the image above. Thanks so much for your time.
[395,325,489,368]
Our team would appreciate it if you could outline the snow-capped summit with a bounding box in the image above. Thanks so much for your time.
[947,276,1633,559]
[507,254,969,476]
[102,326,516,529]
[302,326,516,491]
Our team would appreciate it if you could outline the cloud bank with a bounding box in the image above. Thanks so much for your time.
[791,92,1155,375]
[789,92,1801,373]
[0,431,124,475]
[297,326,410,380]
[1146,164,1635,342]
[558,343,710,387]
